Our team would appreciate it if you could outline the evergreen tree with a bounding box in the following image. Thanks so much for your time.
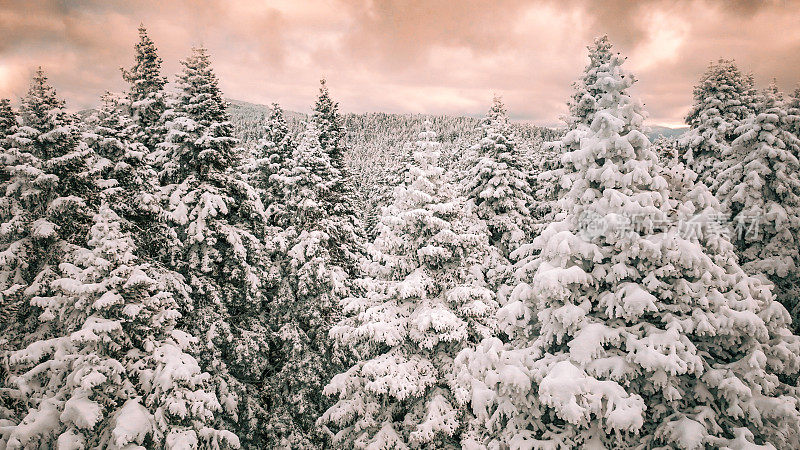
[122,25,169,151]
[249,103,295,228]
[321,122,496,448]
[0,68,97,336]
[0,97,18,425]
[310,80,364,277]
[517,36,616,313]
[464,96,534,261]
[787,85,800,138]
[455,39,800,449]
[312,79,347,170]
[679,59,757,188]
[260,122,349,448]
[0,69,98,444]
[156,47,238,185]
[0,98,18,191]
[159,47,272,447]
[0,98,16,144]
[566,35,614,128]
[716,82,800,333]
[532,36,615,238]
[2,205,236,449]
[83,92,173,264]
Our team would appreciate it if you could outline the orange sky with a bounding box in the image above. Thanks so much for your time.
[1,0,799,127]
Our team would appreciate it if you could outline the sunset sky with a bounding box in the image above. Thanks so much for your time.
[1,0,799,127]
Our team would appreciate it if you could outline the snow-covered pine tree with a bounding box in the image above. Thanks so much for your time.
[310,80,364,276]
[259,121,349,448]
[321,122,496,448]
[249,103,296,228]
[158,47,273,447]
[679,59,757,189]
[516,36,616,312]
[715,81,800,333]
[83,92,173,264]
[787,85,800,139]
[122,24,169,151]
[0,68,97,335]
[313,79,347,170]
[532,36,615,235]
[567,35,614,129]
[0,68,98,443]
[464,96,534,262]
[0,98,18,192]
[455,39,800,449]
[0,97,18,424]
[2,205,237,449]
[0,98,16,144]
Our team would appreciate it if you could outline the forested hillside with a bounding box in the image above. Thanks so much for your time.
[1,26,799,450]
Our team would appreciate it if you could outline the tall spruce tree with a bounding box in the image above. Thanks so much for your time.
[464,96,534,262]
[455,39,800,448]
[321,122,496,448]
[159,47,272,447]
[83,92,174,264]
[0,69,96,445]
[259,121,349,448]
[0,97,18,425]
[312,79,347,170]
[310,80,364,277]
[679,59,757,189]
[0,68,97,336]
[122,25,169,151]
[0,99,16,144]
[715,82,800,333]
[3,205,236,448]
[533,36,615,234]
[567,35,615,128]
[249,103,295,228]
[0,99,18,191]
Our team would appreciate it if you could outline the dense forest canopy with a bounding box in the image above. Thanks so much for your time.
[0,26,799,450]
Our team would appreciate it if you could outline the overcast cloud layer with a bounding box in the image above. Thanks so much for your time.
[1,0,799,126]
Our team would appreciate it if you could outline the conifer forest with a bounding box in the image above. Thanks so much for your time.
[1,11,800,450]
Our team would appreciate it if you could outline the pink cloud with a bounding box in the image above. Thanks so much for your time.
[0,0,797,127]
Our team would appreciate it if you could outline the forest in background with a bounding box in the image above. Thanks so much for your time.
[0,25,799,450]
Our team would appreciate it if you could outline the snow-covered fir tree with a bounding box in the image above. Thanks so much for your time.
[2,205,237,449]
[0,68,97,334]
[122,25,169,151]
[310,80,364,276]
[260,121,350,448]
[516,36,616,312]
[321,122,497,448]
[0,97,18,424]
[0,99,18,189]
[158,46,273,447]
[313,79,347,171]
[679,59,757,189]
[567,35,614,128]
[455,39,800,449]
[464,96,534,262]
[248,103,295,228]
[715,81,800,333]
[0,98,16,143]
[788,86,800,138]
[0,69,98,443]
[83,92,172,264]
[532,36,615,237]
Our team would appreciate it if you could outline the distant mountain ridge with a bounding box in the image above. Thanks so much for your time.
[648,125,689,140]
[81,98,685,143]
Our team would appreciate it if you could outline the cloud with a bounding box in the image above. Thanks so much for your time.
[0,0,798,127]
